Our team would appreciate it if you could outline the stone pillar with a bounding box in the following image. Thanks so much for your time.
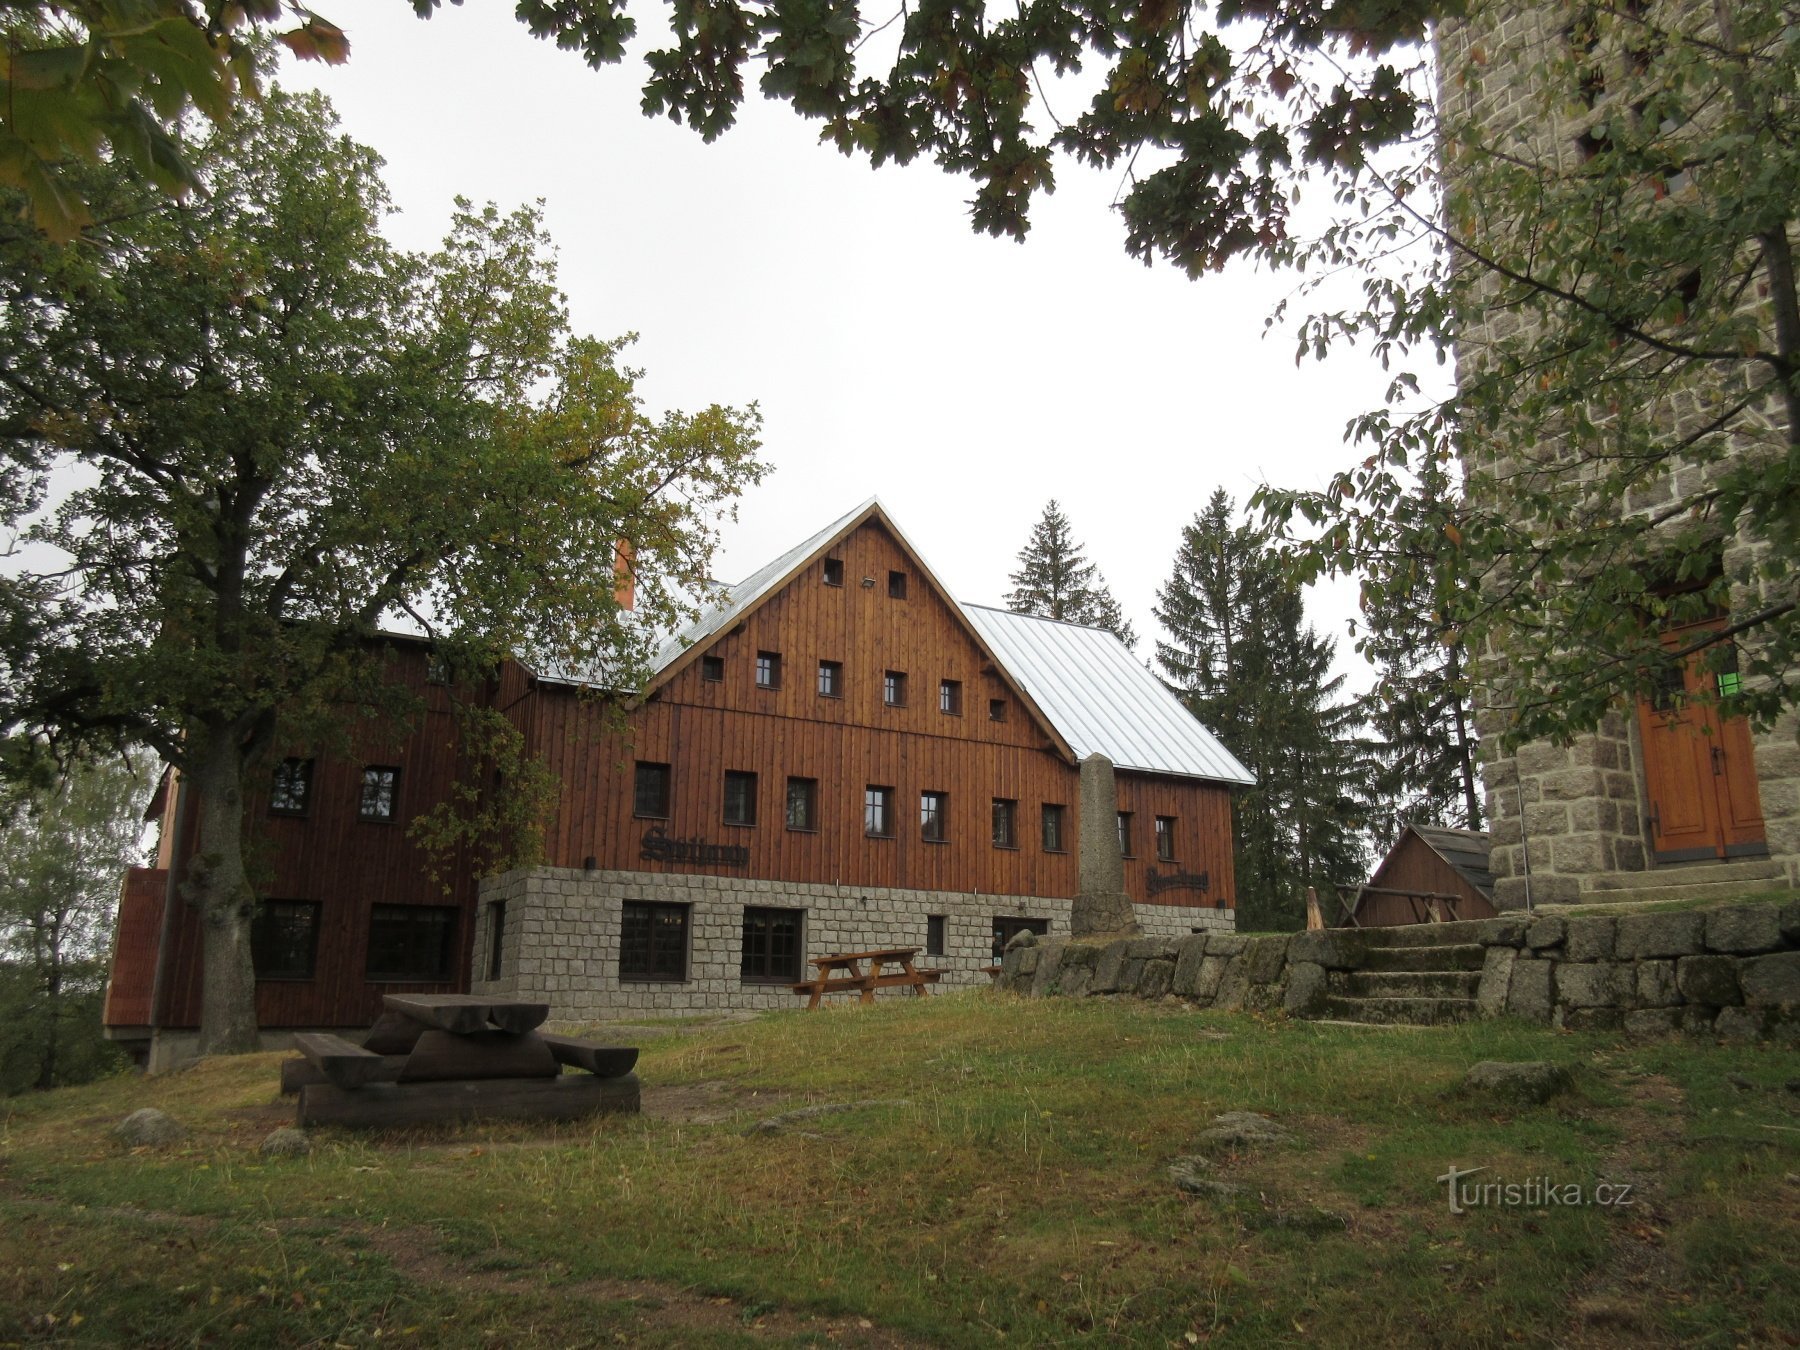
[1072,753,1138,937]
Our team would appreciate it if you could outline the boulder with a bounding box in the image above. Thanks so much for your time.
[1525,916,1566,951]
[1476,947,1516,1019]
[259,1127,312,1158]
[1623,1008,1682,1038]
[1288,929,1367,970]
[1704,905,1785,956]
[1677,955,1743,1007]
[1240,936,1290,985]
[1713,1007,1773,1043]
[1477,915,1531,948]
[1563,916,1616,963]
[1090,939,1132,994]
[1556,961,1631,1009]
[1282,961,1329,1016]
[1507,959,1554,1022]
[1739,952,1800,1008]
[1635,959,1680,1009]
[1169,935,1210,996]
[1614,911,1704,960]
[113,1108,184,1148]
[1192,955,1232,1003]
[1168,1156,1247,1201]
[1194,1111,1293,1151]
[1461,1061,1574,1105]
[1139,958,1175,1000]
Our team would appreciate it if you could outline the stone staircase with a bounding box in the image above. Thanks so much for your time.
[1310,920,1490,1025]
[1569,857,1793,909]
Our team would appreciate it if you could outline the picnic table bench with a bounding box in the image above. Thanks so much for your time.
[282,995,640,1128]
[789,947,944,1009]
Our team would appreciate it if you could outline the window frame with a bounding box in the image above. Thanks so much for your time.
[701,654,725,682]
[1117,811,1134,858]
[888,570,908,599]
[785,776,819,832]
[251,899,320,981]
[920,790,949,843]
[723,770,759,827]
[1155,815,1177,862]
[633,761,672,820]
[883,670,908,707]
[823,557,845,587]
[358,765,401,823]
[364,903,458,983]
[817,659,843,698]
[269,757,314,817]
[755,650,782,690]
[740,905,804,984]
[988,698,1007,722]
[620,900,690,982]
[939,679,963,716]
[1042,803,1067,853]
[864,784,895,838]
[926,914,947,958]
[992,797,1018,850]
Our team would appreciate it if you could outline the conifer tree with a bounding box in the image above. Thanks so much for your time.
[1005,501,1138,649]
[1155,490,1370,929]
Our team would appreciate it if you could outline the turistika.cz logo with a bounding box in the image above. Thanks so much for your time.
[1435,1165,1636,1215]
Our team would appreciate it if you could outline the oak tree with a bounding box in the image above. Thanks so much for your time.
[0,89,766,1054]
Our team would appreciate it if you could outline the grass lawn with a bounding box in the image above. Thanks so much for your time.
[2,993,1796,1347]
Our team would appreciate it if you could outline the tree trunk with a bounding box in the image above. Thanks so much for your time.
[184,723,262,1055]
[35,927,62,1091]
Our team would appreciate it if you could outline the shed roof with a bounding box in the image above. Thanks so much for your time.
[1404,824,1495,898]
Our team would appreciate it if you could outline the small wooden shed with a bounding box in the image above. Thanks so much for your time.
[1340,824,1498,927]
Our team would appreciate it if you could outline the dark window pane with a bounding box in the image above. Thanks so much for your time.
[939,680,962,715]
[992,798,1016,848]
[1042,804,1066,852]
[621,901,688,980]
[724,770,758,825]
[365,904,456,981]
[702,655,725,682]
[884,671,906,706]
[818,660,842,697]
[359,765,400,821]
[1156,816,1176,861]
[1117,812,1133,857]
[823,558,844,586]
[756,651,781,689]
[786,777,818,830]
[252,900,319,979]
[926,914,946,957]
[989,699,1007,722]
[888,570,907,598]
[921,790,947,842]
[634,761,671,818]
[741,906,803,982]
[487,900,507,981]
[270,758,312,816]
[865,785,893,837]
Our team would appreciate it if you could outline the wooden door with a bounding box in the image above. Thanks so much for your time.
[1636,625,1767,862]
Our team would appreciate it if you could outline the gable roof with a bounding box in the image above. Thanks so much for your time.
[1385,824,1495,899]
[961,605,1255,786]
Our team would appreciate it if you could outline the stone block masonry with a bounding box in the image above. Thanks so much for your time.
[470,866,1236,1017]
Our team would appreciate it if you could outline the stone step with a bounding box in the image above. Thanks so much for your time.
[1561,880,1797,909]
[1335,970,1484,1000]
[1309,995,1480,1026]
[1352,919,1493,948]
[1361,943,1488,973]
[1584,859,1786,891]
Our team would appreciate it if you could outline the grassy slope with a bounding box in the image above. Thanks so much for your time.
[1,995,1796,1347]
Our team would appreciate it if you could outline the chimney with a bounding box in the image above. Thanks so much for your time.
[613,539,635,612]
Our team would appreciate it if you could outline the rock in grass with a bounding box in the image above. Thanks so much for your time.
[260,1127,312,1157]
[1195,1111,1292,1151]
[113,1108,184,1148]
[1168,1156,1247,1201]
[1461,1061,1573,1106]
[743,1099,911,1136]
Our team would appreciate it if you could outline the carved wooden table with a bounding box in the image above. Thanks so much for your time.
[282,994,639,1128]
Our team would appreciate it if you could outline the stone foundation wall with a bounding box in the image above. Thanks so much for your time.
[997,901,1800,1041]
[472,866,1236,1018]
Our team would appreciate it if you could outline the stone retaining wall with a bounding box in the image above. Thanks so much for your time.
[997,901,1800,1039]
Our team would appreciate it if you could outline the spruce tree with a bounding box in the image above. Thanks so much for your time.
[1005,501,1138,649]
[1155,490,1370,930]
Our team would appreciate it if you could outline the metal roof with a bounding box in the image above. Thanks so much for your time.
[1408,825,1496,898]
[961,604,1256,787]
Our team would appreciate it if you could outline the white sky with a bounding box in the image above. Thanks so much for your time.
[285,6,1413,679]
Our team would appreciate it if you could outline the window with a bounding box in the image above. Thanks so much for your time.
[888,570,907,599]
[486,900,507,981]
[1117,811,1134,857]
[724,770,758,826]
[817,660,842,698]
[365,904,457,981]
[741,906,803,983]
[920,790,948,842]
[755,650,782,689]
[992,915,1049,962]
[621,900,688,981]
[634,761,671,819]
[884,670,907,707]
[926,914,946,957]
[939,679,962,715]
[992,797,1017,849]
[1042,803,1067,852]
[865,785,895,837]
[1156,816,1177,861]
[701,654,725,682]
[251,900,319,979]
[359,765,400,821]
[270,757,313,816]
[823,557,844,586]
[989,698,1007,722]
[786,776,818,831]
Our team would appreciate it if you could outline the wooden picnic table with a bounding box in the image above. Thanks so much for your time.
[789,946,943,1009]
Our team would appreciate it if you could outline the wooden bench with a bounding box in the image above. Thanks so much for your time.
[790,948,943,1009]
[539,1034,639,1079]
[292,1032,392,1090]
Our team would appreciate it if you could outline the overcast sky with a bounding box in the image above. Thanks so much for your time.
[285,7,1414,678]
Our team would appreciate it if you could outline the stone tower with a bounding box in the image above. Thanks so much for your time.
[1433,0,1800,906]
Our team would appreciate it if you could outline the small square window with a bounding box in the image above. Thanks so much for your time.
[724,770,758,826]
[786,776,818,831]
[1156,816,1177,861]
[939,679,962,715]
[365,904,456,982]
[756,651,781,689]
[701,654,724,682]
[621,900,688,981]
[865,785,895,837]
[926,914,946,958]
[823,557,844,586]
[1042,803,1067,853]
[818,660,843,698]
[921,790,948,842]
[741,906,803,983]
[270,757,313,816]
[1117,811,1134,857]
[992,798,1017,849]
[888,570,907,599]
[634,761,671,819]
[989,699,1007,722]
[884,670,907,707]
[359,766,400,822]
[252,899,319,979]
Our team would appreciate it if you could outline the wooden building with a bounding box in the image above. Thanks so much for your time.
[1338,825,1498,928]
[106,500,1252,1055]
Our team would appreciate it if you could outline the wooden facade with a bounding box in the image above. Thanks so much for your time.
[1346,825,1497,927]
[107,512,1239,1037]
